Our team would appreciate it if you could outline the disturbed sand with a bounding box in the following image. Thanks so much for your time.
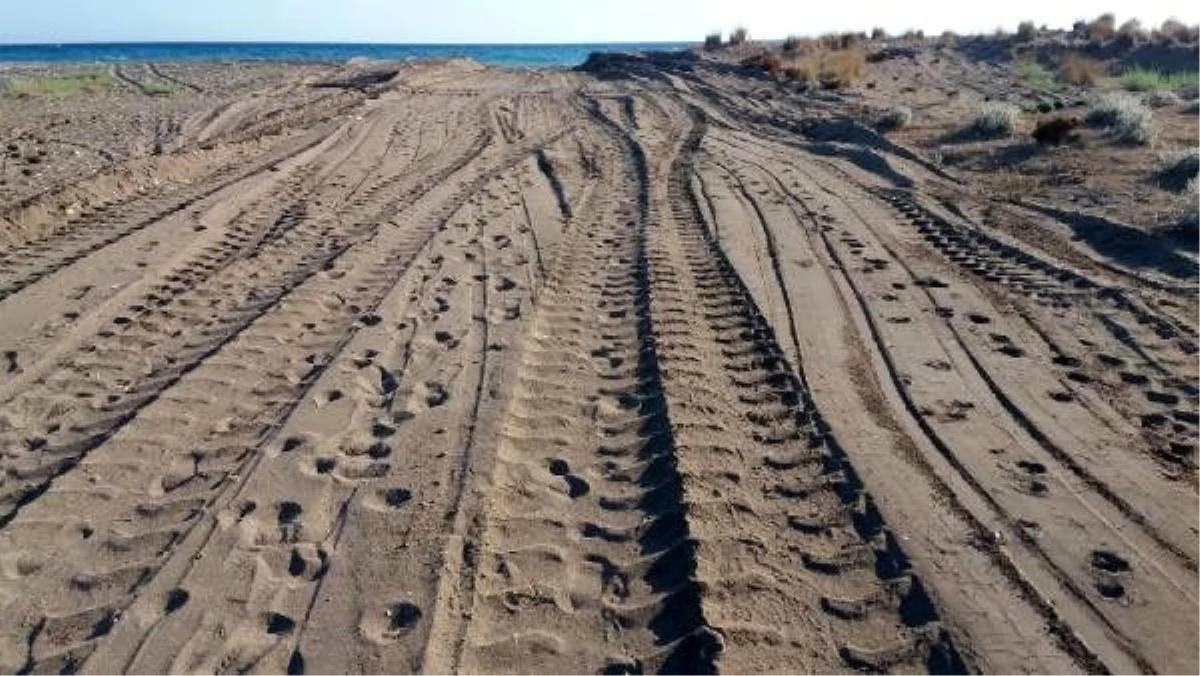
[0,54,1196,674]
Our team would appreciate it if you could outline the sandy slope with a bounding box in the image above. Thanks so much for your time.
[0,56,1195,674]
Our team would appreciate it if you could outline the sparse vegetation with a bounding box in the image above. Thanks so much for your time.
[876,105,913,132]
[1143,90,1181,108]
[870,27,887,41]
[782,35,802,55]
[1016,21,1038,42]
[1017,61,1055,90]
[1155,148,1200,191]
[1165,177,1199,236]
[1086,92,1155,144]
[1120,67,1198,92]
[970,103,1021,138]
[1,71,113,98]
[730,27,749,45]
[1058,53,1106,86]
[704,33,723,50]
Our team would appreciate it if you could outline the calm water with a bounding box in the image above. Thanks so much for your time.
[0,42,690,68]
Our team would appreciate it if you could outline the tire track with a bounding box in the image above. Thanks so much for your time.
[0,107,492,527]
[445,98,718,675]
[646,102,963,674]
[700,133,1195,673]
[0,102,571,674]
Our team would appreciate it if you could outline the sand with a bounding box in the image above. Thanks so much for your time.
[0,52,1196,674]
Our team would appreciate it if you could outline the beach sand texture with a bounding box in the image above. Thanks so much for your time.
[0,55,1196,674]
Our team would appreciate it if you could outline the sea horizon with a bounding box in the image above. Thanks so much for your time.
[0,40,693,68]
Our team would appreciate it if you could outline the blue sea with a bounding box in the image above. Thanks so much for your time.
[0,42,690,68]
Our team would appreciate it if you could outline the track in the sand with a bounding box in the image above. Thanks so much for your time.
[0,59,1195,675]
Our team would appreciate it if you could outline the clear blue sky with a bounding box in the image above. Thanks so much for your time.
[1,0,1196,44]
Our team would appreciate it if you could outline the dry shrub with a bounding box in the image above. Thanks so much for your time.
[1087,13,1116,42]
[970,103,1021,138]
[819,48,866,88]
[1016,21,1038,42]
[902,29,925,44]
[1059,53,1106,86]
[876,105,913,131]
[1116,19,1148,48]
[938,30,958,48]
[1155,148,1199,191]
[704,33,723,50]
[1086,92,1155,144]
[871,27,887,41]
[1153,18,1199,44]
[780,48,866,89]
[1032,115,1082,145]
[741,53,784,77]
[782,35,802,54]
[730,27,749,45]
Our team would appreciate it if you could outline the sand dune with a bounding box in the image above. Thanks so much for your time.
[0,56,1195,674]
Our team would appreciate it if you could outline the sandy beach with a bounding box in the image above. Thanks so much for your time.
[0,44,1196,674]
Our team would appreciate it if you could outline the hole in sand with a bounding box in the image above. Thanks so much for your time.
[382,488,413,508]
[266,612,296,635]
[165,588,189,613]
[1096,580,1125,599]
[1090,550,1131,574]
[1016,460,1047,475]
[386,602,422,634]
[278,501,302,525]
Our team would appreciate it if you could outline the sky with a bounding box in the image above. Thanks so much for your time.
[1,0,1198,44]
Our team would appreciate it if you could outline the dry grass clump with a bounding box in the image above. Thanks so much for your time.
[1155,148,1200,191]
[805,48,866,89]
[992,168,1044,195]
[875,105,912,132]
[730,27,749,45]
[1143,90,1181,108]
[970,103,1021,138]
[1086,92,1155,144]
[1171,194,1200,236]
[1058,53,1106,86]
